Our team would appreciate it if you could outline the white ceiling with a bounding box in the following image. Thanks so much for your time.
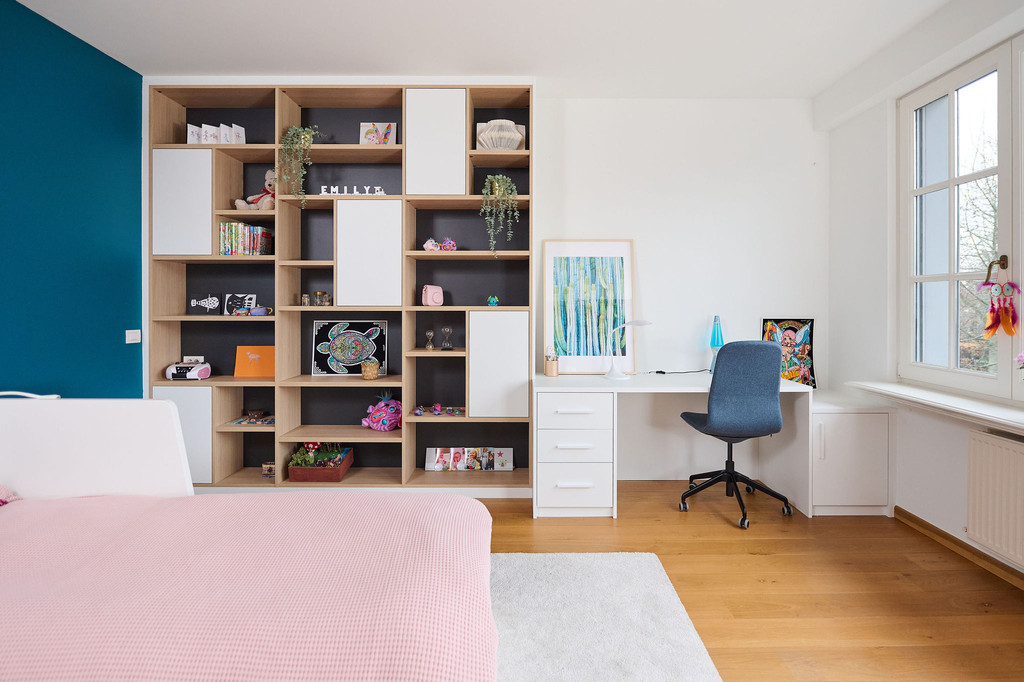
[19,0,950,98]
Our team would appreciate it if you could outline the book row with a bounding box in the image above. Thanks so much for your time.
[219,222,273,256]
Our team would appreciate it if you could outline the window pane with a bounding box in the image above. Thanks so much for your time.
[916,188,948,275]
[915,281,949,366]
[916,95,948,187]
[958,279,997,374]
[957,175,998,272]
[957,71,998,176]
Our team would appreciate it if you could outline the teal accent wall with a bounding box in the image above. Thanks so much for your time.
[1,0,142,397]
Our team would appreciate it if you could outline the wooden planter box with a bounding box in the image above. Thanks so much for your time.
[288,451,353,483]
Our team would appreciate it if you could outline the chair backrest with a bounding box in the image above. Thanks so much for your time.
[704,341,783,438]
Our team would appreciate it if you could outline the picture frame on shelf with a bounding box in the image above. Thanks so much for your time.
[233,345,275,378]
[187,293,221,315]
[543,240,636,374]
[232,123,245,144]
[186,124,201,144]
[312,320,388,376]
[359,122,396,145]
[762,318,816,388]
[224,293,257,315]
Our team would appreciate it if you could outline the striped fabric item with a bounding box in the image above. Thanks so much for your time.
[0,490,496,681]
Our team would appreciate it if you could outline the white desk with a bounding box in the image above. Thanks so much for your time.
[532,373,814,518]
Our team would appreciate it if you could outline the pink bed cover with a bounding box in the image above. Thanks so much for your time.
[0,489,496,681]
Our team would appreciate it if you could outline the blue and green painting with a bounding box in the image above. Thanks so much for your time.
[552,256,626,357]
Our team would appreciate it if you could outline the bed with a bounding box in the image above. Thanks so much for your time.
[0,398,497,681]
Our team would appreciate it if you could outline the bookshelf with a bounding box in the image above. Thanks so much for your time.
[148,83,533,492]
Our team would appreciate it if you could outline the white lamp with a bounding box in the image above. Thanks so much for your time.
[604,319,652,380]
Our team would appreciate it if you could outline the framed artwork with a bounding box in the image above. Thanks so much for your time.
[224,293,257,314]
[312,320,387,375]
[187,293,220,315]
[234,345,275,378]
[543,240,636,374]
[762,318,816,388]
[359,122,396,145]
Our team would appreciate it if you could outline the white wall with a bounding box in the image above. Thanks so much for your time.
[533,96,830,478]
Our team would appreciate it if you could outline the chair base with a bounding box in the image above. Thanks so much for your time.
[679,444,792,528]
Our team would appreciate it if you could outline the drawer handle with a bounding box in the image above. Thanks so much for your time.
[555,443,594,450]
[555,409,595,415]
[556,481,595,489]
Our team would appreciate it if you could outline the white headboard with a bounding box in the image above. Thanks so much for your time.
[0,397,194,498]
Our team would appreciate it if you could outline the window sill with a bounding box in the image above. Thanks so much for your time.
[849,380,1024,436]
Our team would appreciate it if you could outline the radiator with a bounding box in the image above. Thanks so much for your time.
[967,431,1024,567]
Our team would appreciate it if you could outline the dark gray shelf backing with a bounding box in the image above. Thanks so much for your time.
[186,264,275,310]
[416,422,529,468]
[242,387,275,414]
[472,108,529,149]
[300,387,403,426]
[304,163,402,196]
[301,108,403,144]
[415,210,530,252]
[300,311,402,377]
[414,357,465,407]
[242,163,276,196]
[185,107,276,144]
[472,167,529,195]
[301,209,335,261]
[414,310,467,348]
[179,322,275,377]
[416,260,529,307]
[299,270,334,301]
[242,432,276,468]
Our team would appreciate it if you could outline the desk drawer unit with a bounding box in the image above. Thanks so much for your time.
[535,392,615,517]
[536,463,614,508]
[537,392,613,430]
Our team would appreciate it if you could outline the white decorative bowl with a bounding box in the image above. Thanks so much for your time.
[478,119,523,150]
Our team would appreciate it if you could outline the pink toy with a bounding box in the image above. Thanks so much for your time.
[441,237,457,251]
[423,237,440,251]
[361,393,402,432]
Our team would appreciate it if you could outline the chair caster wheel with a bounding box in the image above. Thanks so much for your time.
[689,482,697,490]
[680,501,689,512]
[782,504,793,516]
[745,485,754,494]
[738,517,749,530]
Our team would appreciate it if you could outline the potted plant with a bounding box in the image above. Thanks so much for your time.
[287,442,353,482]
[479,174,520,256]
[278,125,320,208]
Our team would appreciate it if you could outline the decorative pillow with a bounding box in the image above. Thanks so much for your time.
[0,485,22,507]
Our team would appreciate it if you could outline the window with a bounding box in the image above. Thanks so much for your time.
[899,44,1014,397]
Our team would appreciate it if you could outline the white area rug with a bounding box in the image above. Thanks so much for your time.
[490,553,721,681]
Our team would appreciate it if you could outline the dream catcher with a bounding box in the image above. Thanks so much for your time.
[979,280,1020,339]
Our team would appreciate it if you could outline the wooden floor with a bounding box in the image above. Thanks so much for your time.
[483,481,1024,681]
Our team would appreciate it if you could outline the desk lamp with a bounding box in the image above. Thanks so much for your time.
[709,315,724,374]
[605,319,652,380]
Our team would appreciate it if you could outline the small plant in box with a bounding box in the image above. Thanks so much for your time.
[288,442,353,482]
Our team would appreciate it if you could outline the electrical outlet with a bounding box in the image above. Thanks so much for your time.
[183,355,205,363]
[125,329,141,344]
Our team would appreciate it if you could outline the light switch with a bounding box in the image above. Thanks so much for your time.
[125,329,142,344]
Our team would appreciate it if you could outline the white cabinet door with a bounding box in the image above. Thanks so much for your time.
[152,148,212,255]
[812,413,888,506]
[153,386,212,484]
[335,200,402,306]
[468,310,529,418]
[405,88,466,195]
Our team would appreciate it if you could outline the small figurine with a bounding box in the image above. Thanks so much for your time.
[423,237,440,251]
[453,406,465,416]
[445,406,454,415]
[441,237,457,251]
[412,405,424,416]
[487,295,499,306]
[431,403,443,415]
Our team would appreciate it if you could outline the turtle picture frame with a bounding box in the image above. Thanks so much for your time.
[311,320,388,376]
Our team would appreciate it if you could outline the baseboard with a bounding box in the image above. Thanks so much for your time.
[894,505,1024,591]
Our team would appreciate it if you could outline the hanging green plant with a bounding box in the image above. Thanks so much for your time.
[479,174,520,256]
[278,125,321,208]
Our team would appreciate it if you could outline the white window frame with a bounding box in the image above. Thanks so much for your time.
[898,43,1015,398]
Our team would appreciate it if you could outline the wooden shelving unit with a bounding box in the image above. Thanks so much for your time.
[148,83,533,490]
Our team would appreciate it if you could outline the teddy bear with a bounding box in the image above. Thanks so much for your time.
[235,169,275,210]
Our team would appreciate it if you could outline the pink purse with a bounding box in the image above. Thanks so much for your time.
[422,285,443,306]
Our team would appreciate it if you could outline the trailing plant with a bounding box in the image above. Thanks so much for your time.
[278,125,321,208]
[479,174,520,256]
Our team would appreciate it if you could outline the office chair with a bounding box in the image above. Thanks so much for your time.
[679,340,793,529]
